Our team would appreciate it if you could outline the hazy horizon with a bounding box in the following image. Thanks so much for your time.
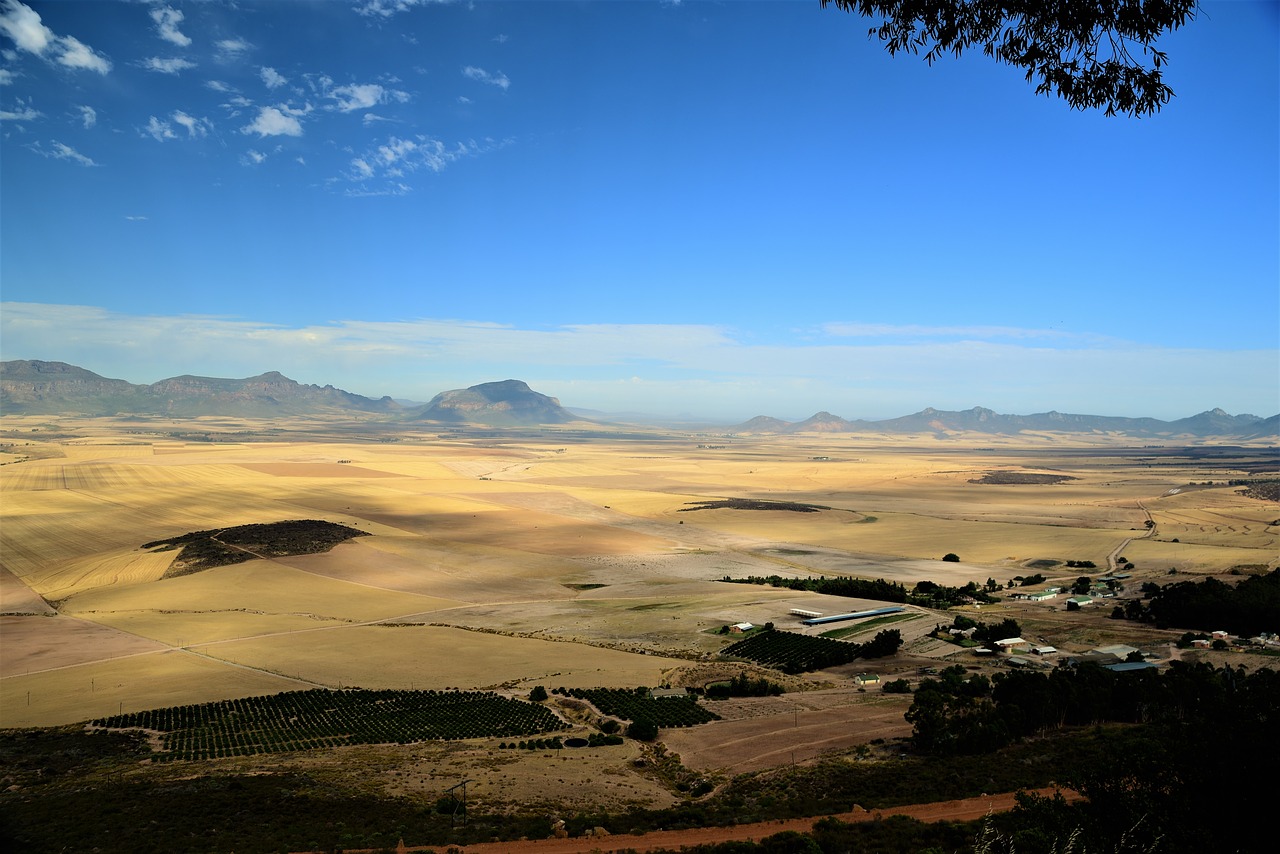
[2,1,1276,422]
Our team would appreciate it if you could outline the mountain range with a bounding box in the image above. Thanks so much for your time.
[1,360,1275,440]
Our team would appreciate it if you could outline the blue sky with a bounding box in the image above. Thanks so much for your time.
[2,0,1276,421]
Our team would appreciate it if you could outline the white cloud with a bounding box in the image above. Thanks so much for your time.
[329,83,383,112]
[150,5,191,48]
[0,97,38,121]
[492,34,508,44]
[0,1,111,73]
[216,38,251,58]
[354,0,452,19]
[462,65,509,90]
[205,80,235,93]
[171,110,210,137]
[124,215,147,221]
[260,66,287,89]
[77,104,95,128]
[29,140,96,166]
[143,56,195,74]
[241,105,302,137]
[144,115,177,141]
[0,67,15,84]
[362,112,393,125]
[326,83,408,113]
[242,149,267,165]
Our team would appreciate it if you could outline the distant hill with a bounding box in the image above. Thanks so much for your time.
[0,360,401,417]
[733,405,1278,441]
[408,379,577,426]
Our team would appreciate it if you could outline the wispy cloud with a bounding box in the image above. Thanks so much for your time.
[150,5,191,48]
[0,0,111,73]
[3,303,1274,420]
[0,98,39,121]
[462,65,509,90]
[143,115,177,141]
[821,322,1114,345]
[124,215,148,221]
[241,105,302,137]
[171,110,211,138]
[355,0,453,19]
[28,140,96,166]
[143,56,195,74]
[242,148,267,165]
[0,67,15,85]
[205,80,236,93]
[216,37,251,59]
[260,66,287,89]
[76,104,96,128]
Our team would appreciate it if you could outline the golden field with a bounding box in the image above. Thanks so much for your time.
[1,415,1276,731]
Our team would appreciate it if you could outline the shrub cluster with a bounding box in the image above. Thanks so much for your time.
[551,687,719,728]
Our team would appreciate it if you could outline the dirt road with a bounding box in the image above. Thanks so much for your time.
[321,787,1079,854]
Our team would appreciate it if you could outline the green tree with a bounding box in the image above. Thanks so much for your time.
[528,685,548,702]
[942,552,961,562]
[819,0,1198,116]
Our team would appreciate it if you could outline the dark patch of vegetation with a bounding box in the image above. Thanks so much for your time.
[91,688,567,760]
[722,628,861,673]
[1230,478,1280,502]
[969,472,1078,485]
[941,552,960,562]
[144,519,369,577]
[552,687,720,729]
[705,673,785,699]
[679,498,838,513]
[1124,568,1280,636]
[910,579,998,607]
[1065,559,1097,569]
[721,574,908,603]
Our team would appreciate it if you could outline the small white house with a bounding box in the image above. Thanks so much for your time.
[1030,645,1058,655]
[995,637,1028,652]
[729,622,754,634]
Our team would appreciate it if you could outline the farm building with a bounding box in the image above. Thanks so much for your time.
[994,637,1028,652]
[1094,644,1142,659]
[789,609,822,619]
[855,673,880,685]
[1030,645,1057,655]
[1104,661,1160,673]
[729,622,754,634]
[800,606,906,626]
[1066,595,1094,606]
[1027,591,1057,601]
[649,688,688,699]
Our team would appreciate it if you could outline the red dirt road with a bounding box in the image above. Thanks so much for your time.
[323,787,1079,854]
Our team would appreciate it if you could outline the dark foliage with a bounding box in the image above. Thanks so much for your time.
[143,519,369,576]
[723,628,861,673]
[706,673,785,699]
[720,573,908,603]
[91,688,566,760]
[859,628,903,658]
[680,498,833,512]
[554,687,720,728]
[820,0,1198,116]
[1142,568,1280,635]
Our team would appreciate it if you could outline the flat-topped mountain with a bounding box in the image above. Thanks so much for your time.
[409,379,576,426]
[0,360,400,417]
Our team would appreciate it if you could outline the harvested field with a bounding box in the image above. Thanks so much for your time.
[2,421,1274,747]
[660,690,912,773]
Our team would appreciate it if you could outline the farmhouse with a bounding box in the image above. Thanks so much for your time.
[1027,591,1057,601]
[1030,645,1057,655]
[854,673,880,686]
[994,637,1028,653]
[729,622,755,634]
[1066,595,1094,607]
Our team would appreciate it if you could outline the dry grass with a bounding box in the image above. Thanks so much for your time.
[1,417,1275,735]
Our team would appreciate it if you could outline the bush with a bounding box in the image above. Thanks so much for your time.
[626,720,658,741]
[942,553,960,562]
[529,685,548,702]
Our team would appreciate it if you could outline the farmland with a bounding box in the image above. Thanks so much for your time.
[1,414,1276,851]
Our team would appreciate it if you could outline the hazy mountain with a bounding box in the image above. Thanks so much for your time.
[732,405,1277,440]
[3,360,1275,440]
[409,379,577,426]
[0,361,400,417]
